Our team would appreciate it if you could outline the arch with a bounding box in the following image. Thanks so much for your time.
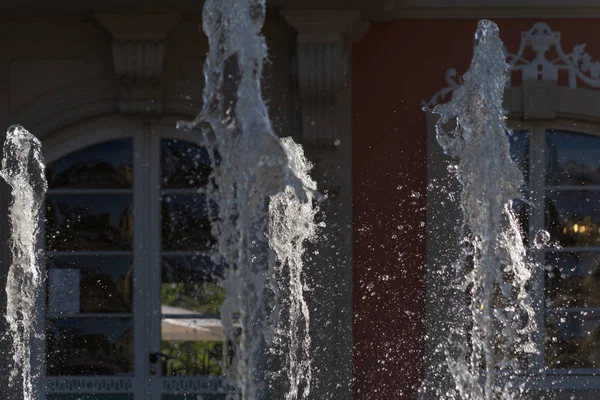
[10,74,202,143]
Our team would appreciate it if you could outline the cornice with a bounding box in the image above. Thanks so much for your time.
[381,6,600,20]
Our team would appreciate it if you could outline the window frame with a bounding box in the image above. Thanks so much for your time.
[41,116,227,400]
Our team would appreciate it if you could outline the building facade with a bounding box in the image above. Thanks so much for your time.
[0,1,599,399]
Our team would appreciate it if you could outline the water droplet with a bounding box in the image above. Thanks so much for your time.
[411,191,421,198]
[333,139,341,146]
[447,164,459,173]
[533,230,550,249]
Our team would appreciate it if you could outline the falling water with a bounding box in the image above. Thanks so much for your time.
[0,125,47,400]
[428,21,538,399]
[178,0,315,398]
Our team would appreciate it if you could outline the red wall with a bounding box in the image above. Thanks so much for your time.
[351,18,600,399]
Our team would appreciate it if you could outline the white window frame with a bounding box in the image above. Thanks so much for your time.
[41,115,227,400]
[425,84,600,398]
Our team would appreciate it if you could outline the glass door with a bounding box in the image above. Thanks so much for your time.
[146,128,227,400]
[43,122,227,400]
[44,136,140,400]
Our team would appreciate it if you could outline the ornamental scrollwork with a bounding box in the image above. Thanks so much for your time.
[423,22,600,108]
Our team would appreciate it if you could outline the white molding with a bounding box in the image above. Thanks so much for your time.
[424,22,600,108]
[283,9,369,147]
[45,377,133,393]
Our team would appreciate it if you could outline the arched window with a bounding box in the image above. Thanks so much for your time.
[43,117,226,400]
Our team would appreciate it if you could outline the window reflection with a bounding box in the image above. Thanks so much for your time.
[46,140,133,189]
[508,130,529,184]
[46,318,133,376]
[546,312,600,369]
[544,191,600,247]
[161,340,224,376]
[161,256,224,315]
[546,252,600,309]
[46,195,133,251]
[546,131,600,186]
[161,139,213,189]
[161,194,214,251]
[47,256,133,314]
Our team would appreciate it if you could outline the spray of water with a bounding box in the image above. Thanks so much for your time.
[177,0,315,398]
[0,125,47,400]
[429,20,537,399]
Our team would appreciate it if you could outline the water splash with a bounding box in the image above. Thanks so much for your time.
[268,138,315,400]
[178,0,314,398]
[429,20,537,399]
[0,125,47,400]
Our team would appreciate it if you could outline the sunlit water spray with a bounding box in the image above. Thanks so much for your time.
[427,20,539,399]
[178,0,315,398]
[1,125,47,400]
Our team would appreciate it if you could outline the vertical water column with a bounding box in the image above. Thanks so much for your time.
[430,21,537,399]
[0,125,47,400]
[178,0,315,399]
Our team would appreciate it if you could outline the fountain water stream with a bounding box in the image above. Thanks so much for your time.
[178,0,315,398]
[427,20,539,399]
[1,125,47,400]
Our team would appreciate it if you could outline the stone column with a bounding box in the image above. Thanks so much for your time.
[282,10,369,400]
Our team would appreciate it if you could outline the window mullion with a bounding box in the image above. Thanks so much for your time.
[133,128,152,398]
[529,123,547,371]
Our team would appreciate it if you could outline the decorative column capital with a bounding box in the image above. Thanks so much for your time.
[283,9,369,147]
[282,9,370,45]
[95,11,181,115]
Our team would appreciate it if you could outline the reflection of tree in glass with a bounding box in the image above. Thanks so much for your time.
[161,139,213,189]
[546,132,600,186]
[161,340,224,376]
[46,140,133,189]
[47,161,132,189]
[162,282,225,315]
[162,256,224,314]
[45,197,132,251]
[161,196,214,251]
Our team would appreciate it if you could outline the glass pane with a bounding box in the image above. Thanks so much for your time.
[47,256,133,314]
[46,194,133,251]
[546,252,600,309]
[162,256,224,315]
[47,140,133,189]
[546,312,600,368]
[46,318,133,376]
[544,191,600,247]
[545,130,600,186]
[161,340,225,376]
[161,194,214,251]
[161,139,213,189]
[508,130,529,184]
